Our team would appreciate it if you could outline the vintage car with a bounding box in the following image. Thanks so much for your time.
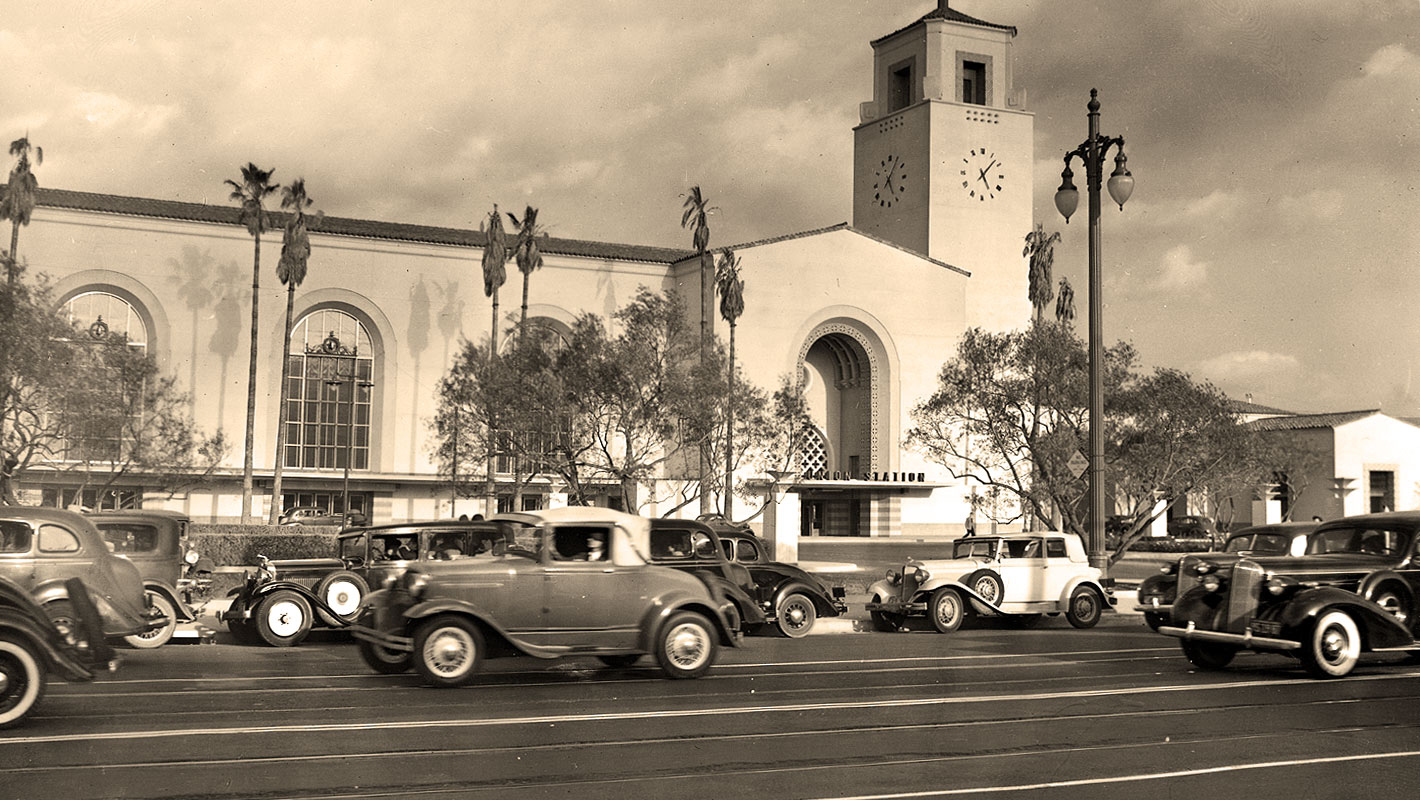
[865,532,1114,632]
[705,523,848,637]
[1136,520,1317,631]
[279,506,368,528]
[221,519,511,646]
[0,507,164,644]
[1159,511,1420,678]
[0,575,116,728]
[640,519,770,635]
[87,509,214,647]
[351,507,739,685]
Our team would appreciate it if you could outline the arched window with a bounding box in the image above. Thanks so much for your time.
[284,309,375,470]
[57,291,150,461]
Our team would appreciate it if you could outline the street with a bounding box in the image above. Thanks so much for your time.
[4,615,1420,799]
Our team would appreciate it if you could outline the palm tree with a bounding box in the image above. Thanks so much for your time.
[269,178,319,523]
[480,205,509,354]
[0,136,42,288]
[716,250,744,518]
[1056,276,1076,327]
[479,205,509,516]
[1023,223,1061,324]
[681,186,717,514]
[225,163,280,524]
[507,205,545,341]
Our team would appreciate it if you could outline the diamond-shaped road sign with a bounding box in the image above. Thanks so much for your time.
[1067,450,1089,479]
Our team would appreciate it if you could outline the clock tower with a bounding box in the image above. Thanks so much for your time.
[852,1,1033,332]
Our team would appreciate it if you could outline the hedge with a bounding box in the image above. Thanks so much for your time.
[1125,538,1216,553]
[189,524,341,566]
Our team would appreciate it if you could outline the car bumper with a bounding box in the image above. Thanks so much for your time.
[1158,621,1300,651]
[349,623,413,653]
[864,599,925,615]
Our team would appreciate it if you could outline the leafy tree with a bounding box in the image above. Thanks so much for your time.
[0,270,226,502]
[680,186,717,515]
[0,136,41,288]
[1055,277,1076,327]
[906,324,1273,565]
[507,205,546,340]
[557,287,711,513]
[1023,224,1060,324]
[715,249,744,517]
[268,178,320,522]
[432,328,574,512]
[225,163,279,523]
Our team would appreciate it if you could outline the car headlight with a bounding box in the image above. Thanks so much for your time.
[886,568,902,586]
[1159,562,1177,576]
[382,574,399,591]
[916,568,931,583]
[401,571,430,599]
[1264,574,1295,596]
[1194,562,1215,576]
[185,550,200,565]
[1200,574,1223,593]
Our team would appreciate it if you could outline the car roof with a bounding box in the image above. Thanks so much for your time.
[1228,521,1317,536]
[1314,511,1420,530]
[87,509,191,522]
[0,506,102,527]
[340,520,506,539]
[495,507,648,527]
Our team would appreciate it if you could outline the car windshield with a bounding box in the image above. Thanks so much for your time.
[424,528,507,560]
[1306,526,1407,556]
[1225,533,1290,554]
[953,539,997,559]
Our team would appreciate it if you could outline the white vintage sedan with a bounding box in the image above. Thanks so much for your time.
[864,532,1114,632]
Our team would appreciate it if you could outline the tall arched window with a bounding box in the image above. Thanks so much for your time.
[58,291,150,462]
[284,309,375,470]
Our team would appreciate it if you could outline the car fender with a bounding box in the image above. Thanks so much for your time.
[1137,573,1178,605]
[693,571,768,625]
[771,580,837,617]
[1057,577,1111,608]
[1357,571,1415,609]
[1278,586,1415,649]
[29,579,74,608]
[0,610,94,682]
[866,578,896,602]
[143,581,196,623]
[638,594,738,652]
[398,597,570,660]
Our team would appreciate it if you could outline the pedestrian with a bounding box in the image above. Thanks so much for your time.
[964,515,976,537]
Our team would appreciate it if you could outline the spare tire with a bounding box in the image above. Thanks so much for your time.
[962,569,1004,607]
[315,571,369,627]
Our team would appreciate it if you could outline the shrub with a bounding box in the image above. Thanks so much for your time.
[1127,538,1215,553]
[189,523,340,566]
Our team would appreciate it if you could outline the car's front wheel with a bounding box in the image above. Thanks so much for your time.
[655,611,717,679]
[1065,586,1103,629]
[357,637,412,674]
[930,587,965,633]
[776,593,816,638]
[0,634,47,730]
[1182,641,1237,670]
[870,596,904,632]
[413,615,485,687]
[124,590,176,649]
[255,590,313,647]
[1143,611,1169,632]
[1302,609,1361,679]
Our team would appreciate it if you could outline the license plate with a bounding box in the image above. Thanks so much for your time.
[1250,619,1282,636]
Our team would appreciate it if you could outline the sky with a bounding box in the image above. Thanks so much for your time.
[2,0,1417,417]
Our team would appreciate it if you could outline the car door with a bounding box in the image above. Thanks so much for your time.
[540,523,639,649]
[0,519,36,589]
[995,538,1047,606]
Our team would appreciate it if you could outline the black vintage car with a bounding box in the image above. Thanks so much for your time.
[709,526,848,637]
[1136,521,1317,631]
[1159,511,1420,678]
[0,576,115,728]
[222,520,511,646]
[636,519,770,635]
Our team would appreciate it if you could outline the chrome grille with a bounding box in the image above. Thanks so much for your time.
[901,565,923,601]
[1175,556,1199,598]
[1225,560,1265,633]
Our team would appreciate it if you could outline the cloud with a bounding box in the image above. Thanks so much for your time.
[1198,352,1300,386]
[1155,245,1209,291]
[1363,43,1415,77]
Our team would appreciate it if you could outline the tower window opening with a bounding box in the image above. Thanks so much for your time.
[963,61,986,105]
[889,63,913,112]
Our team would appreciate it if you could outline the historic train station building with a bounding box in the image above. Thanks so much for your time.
[14,4,1035,539]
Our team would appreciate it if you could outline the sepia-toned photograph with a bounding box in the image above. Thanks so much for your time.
[1,1,1418,797]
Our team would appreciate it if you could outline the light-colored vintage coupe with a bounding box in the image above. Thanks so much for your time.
[352,507,740,685]
[865,532,1114,632]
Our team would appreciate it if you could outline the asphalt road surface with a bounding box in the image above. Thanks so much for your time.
[5,616,1420,800]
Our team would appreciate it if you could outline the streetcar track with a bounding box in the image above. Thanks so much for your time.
[7,670,1420,746]
[4,693,1413,775]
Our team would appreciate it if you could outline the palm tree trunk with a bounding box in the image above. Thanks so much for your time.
[724,322,736,519]
[699,252,712,516]
[520,273,530,342]
[7,220,18,288]
[268,284,296,523]
[241,236,261,523]
[486,298,498,516]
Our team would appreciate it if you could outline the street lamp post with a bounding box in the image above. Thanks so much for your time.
[1054,88,1134,577]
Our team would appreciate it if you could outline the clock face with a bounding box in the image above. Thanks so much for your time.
[960,148,1004,201]
[873,154,906,208]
